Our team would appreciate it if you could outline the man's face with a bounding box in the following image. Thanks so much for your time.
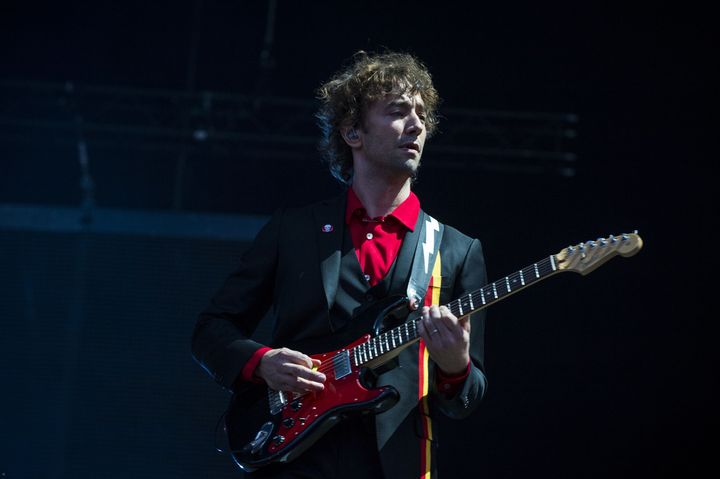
[357,92,427,180]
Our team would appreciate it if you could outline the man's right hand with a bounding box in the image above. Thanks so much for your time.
[254,347,326,394]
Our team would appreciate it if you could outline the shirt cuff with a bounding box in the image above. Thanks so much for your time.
[241,346,273,383]
[436,361,471,396]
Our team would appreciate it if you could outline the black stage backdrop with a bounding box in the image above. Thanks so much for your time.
[0,2,715,478]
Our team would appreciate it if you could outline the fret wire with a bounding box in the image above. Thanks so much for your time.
[449,257,561,318]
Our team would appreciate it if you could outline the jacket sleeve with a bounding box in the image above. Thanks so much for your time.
[191,210,282,391]
[433,238,489,418]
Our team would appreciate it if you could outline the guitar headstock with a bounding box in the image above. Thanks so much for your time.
[555,232,643,275]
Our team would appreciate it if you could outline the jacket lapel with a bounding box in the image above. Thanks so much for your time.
[313,194,346,311]
[387,209,425,295]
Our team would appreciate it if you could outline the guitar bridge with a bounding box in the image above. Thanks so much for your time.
[268,389,288,416]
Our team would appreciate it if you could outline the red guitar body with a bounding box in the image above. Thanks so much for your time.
[224,294,414,472]
[225,333,401,472]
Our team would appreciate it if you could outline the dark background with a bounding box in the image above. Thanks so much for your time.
[0,1,715,478]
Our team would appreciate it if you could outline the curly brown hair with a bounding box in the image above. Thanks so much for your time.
[316,51,441,185]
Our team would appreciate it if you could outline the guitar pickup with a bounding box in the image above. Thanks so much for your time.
[333,350,352,379]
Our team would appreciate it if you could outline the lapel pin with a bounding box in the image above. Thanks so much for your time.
[321,224,334,233]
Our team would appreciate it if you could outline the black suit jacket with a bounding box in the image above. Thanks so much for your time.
[192,194,488,478]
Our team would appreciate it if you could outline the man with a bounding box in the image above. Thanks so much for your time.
[192,51,488,478]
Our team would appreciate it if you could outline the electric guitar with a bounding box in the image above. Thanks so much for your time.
[225,232,643,471]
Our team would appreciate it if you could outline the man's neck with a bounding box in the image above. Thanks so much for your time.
[350,175,412,219]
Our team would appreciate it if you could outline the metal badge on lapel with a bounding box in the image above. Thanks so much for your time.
[321,224,334,233]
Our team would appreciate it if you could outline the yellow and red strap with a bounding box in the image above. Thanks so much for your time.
[418,251,442,478]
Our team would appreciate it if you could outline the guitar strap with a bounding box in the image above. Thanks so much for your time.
[406,212,444,307]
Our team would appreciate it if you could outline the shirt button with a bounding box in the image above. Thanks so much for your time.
[366,232,373,240]
[364,274,371,282]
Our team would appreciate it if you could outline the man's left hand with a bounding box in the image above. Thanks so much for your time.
[417,305,470,375]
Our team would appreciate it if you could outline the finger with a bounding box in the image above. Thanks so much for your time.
[282,348,315,369]
[296,375,325,392]
[436,306,462,336]
[422,309,443,340]
[418,320,432,343]
[286,362,326,383]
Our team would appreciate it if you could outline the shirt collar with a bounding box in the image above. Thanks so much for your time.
[345,187,420,231]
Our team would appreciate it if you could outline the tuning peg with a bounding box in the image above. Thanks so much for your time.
[599,238,608,246]
[568,245,576,253]
[622,233,629,240]
[589,241,597,248]
[633,229,639,234]
[610,235,618,243]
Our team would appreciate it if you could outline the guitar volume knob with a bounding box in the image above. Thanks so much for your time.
[272,435,285,445]
[282,418,295,428]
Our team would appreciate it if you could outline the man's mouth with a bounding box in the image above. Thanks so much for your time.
[400,142,420,152]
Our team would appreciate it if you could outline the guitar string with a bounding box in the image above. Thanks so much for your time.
[303,255,564,376]
[276,243,633,388]
[310,256,557,376]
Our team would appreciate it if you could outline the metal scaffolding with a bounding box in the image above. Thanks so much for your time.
[0,81,578,177]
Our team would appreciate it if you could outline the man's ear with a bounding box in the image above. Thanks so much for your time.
[341,126,362,147]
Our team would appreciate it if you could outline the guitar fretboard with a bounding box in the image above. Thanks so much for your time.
[447,255,558,318]
[351,255,559,367]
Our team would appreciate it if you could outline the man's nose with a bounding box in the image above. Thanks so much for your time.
[405,111,424,134]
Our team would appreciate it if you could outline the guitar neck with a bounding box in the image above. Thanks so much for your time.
[447,254,560,319]
[352,255,561,368]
